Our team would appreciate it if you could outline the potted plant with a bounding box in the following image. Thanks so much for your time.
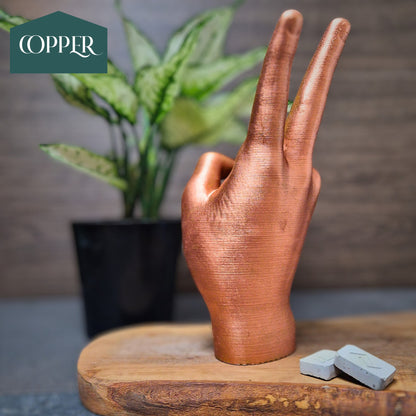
[0,1,268,337]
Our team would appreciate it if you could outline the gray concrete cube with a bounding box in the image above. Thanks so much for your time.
[300,349,340,380]
[335,344,396,390]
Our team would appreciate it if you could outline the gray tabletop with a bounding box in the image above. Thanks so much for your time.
[1,289,415,415]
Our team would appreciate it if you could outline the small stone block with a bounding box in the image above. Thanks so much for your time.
[300,349,340,380]
[335,344,396,390]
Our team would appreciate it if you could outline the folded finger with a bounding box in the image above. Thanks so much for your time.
[182,152,234,205]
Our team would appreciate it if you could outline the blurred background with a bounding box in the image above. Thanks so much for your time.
[0,0,415,412]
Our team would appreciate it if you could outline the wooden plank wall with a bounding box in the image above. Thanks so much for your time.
[0,0,415,296]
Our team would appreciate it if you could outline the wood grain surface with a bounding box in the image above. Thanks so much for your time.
[78,312,416,415]
[0,0,415,296]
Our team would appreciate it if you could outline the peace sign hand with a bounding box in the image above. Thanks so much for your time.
[182,10,350,365]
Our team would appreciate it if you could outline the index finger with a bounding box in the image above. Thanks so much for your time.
[244,10,303,154]
[284,18,350,162]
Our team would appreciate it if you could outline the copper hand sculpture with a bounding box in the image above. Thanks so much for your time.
[182,10,350,365]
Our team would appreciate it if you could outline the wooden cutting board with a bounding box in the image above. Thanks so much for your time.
[78,311,416,415]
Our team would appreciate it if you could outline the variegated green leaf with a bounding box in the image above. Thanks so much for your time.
[161,98,204,148]
[160,98,247,149]
[120,16,160,73]
[234,94,254,119]
[0,9,28,32]
[205,77,259,120]
[115,0,160,73]
[187,6,234,65]
[182,46,266,99]
[40,144,127,190]
[161,77,257,149]
[51,74,111,121]
[106,59,126,79]
[135,19,209,125]
[197,118,247,146]
[164,4,239,64]
[74,61,138,123]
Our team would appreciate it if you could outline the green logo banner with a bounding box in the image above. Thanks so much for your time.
[10,11,107,73]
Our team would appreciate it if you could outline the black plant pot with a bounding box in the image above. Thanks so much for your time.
[72,219,182,338]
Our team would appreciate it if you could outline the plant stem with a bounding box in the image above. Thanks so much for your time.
[120,123,130,178]
[107,121,119,166]
[146,149,177,219]
[161,150,176,200]
[120,121,137,218]
[122,112,176,220]
[130,123,141,154]
[136,115,154,219]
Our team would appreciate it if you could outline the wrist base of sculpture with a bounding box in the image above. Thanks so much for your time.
[210,305,296,365]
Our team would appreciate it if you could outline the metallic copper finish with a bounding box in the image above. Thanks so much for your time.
[182,10,350,365]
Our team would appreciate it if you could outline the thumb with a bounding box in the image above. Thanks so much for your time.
[182,152,234,206]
